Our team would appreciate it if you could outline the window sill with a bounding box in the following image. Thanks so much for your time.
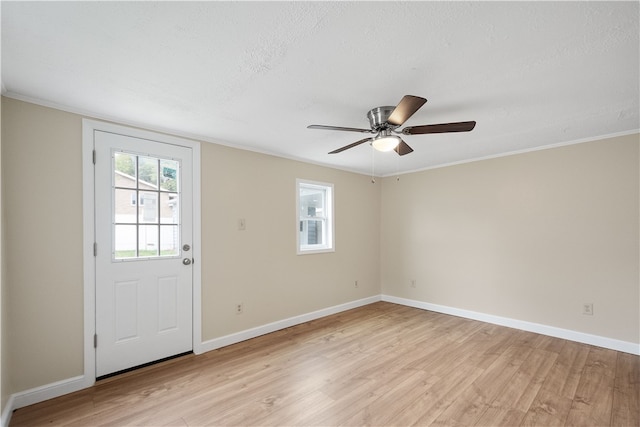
[297,246,335,255]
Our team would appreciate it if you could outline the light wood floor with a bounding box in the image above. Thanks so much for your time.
[10,302,640,426]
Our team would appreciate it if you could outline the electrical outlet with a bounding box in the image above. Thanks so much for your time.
[410,279,416,288]
[354,280,359,288]
[236,303,243,314]
[582,303,593,315]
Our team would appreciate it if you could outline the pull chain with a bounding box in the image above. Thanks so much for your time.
[371,144,376,183]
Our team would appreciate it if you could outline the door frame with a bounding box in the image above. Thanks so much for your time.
[82,119,202,387]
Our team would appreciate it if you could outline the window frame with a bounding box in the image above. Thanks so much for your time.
[296,179,335,255]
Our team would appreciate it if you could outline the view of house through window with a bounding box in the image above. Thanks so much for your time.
[297,179,334,254]
[113,151,180,259]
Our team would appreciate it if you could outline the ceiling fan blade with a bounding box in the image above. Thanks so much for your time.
[387,95,427,126]
[328,137,371,154]
[394,139,414,156]
[308,124,372,133]
[402,121,476,135]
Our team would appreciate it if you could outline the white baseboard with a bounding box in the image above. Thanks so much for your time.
[1,394,15,427]
[382,294,640,356]
[199,295,382,353]
[2,374,88,427]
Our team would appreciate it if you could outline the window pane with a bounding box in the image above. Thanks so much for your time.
[160,159,179,192]
[160,193,179,224]
[114,189,137,224]
[299,221,306,245]
[139,225,159,257]
[303,219,324,245]
[115,225,137,258]
[300,187,325,218]
[114,152,136,188]
[138,192,158,223]
[160,225,179,256]
[138,156,158,188]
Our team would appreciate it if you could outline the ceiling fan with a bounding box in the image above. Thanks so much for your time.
[308,95,476,156]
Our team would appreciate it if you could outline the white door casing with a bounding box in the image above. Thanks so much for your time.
[85,129,199,378]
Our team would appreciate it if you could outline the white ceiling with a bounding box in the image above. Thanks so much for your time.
[2,1,639,176]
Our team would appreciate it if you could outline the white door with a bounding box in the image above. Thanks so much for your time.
[94,130,193,377]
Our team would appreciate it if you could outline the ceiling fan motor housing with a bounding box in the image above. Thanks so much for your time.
[367,106,400,131]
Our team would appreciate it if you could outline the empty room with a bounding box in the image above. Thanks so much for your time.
[1,2,638,426]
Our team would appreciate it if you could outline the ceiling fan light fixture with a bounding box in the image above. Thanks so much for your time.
[371,133,401,152]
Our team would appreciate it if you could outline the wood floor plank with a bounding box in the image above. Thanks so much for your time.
[339,368,441,426]
[475,348,558,426]
[521,341,590,427]
[397,362,486,426]
[521,389,575,427]
[9,302,638,427]
[611,352,640,426]
[565,346,617,426]
[429,342,532,426]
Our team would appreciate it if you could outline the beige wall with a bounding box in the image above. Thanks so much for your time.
[200,144,380,339]
[1,97,381,396]
[2,98,85,394]
[381,134,640,344]
[2,95,638,403]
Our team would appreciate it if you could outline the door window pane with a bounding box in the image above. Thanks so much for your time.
[160,193,179,224]
[114,225,137,258]
[139,225,159,257]
[138,156,158,188]
[113,150,181,260]
[160,225,179,256]
[114,152,136,188]
[139,192,158,223]
[160,159,179,192]
[115,189,137,224]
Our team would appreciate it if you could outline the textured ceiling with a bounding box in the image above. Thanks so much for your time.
[2,1,639,176]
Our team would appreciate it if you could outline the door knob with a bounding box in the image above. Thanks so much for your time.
[182,258,192,265]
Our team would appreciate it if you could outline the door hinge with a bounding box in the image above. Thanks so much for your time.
[94,334,98,348]
[93,242,97,257]
[92,149,96,165]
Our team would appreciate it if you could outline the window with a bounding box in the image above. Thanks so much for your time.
[113,151,180,259]
[296,179,334,254]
